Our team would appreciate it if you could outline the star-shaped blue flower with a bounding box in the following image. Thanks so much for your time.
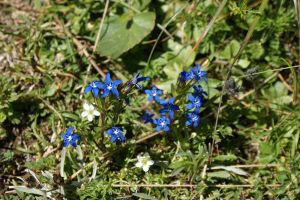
[186,112,200,128]
[142,111,154,124]
[191,64,207,83]
[84,81,103,97]
[128,72,150,89]
[159,97,179,119]
[106,127,125,144]
[186,95,203,113]
[97,73,122,98]
[145,87,163,103]
[61,127,80,147]
[179,70,194,82]
[153,116,171,132]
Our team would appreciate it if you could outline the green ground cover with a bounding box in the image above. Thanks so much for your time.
[1,0,300,199]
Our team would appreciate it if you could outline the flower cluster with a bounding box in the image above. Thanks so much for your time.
[181,64,207,128]
[61,72,149,147]
[142,64,207,132]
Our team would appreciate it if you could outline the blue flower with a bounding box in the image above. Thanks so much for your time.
[106,127,125,144]
[154,116,171,132]
[61,127,80,147]
[192,85,207,101]
[128,72,150,89]
[159,97,179,119]
[179,71,194,82]
[191,64,207,83]
[142,111,154,124]
[186,112,200,127]
[145,87,163,103]
[185,95,203,113]
[84,81,103,97]
[97,73,122,98]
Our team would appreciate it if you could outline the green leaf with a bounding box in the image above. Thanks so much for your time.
[211,166,248,176]
[132,193,156,200]
[207,171,231,179]
[97,12,156,58]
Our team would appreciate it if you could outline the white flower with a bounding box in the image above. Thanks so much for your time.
[81,103,100,121]
[135,152,154,172]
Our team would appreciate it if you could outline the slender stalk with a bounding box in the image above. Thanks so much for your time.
[210,0,269,162]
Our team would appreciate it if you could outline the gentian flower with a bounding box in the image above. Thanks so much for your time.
[192,85,207,100]
[135,152,154,172]
[84,81,103,97]
[145,87,163,103]
[61,127,80,147]
[191,64,207,83]
[159,97,179,119]
[97,73,122,98]
[186,112,200,128]
[106,127,125,144]
[81,103,100,122]
[185,95,203,113]
[179,71,193,82]
[153,116,171,132]
[128,72,150,89]
[142,111,154,124]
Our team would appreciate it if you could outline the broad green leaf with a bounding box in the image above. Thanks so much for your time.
[97,12,156,58]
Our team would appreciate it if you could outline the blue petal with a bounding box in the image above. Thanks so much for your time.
[169,111,174,119]
[102,89,110,97]
[155,126,162,132]
[63,140,70,147]
[72,134,80,141]
[95,82,105,89]
[186,120,192,126]
[193,121,199,127]
[110,134,117,143]
[92,88,99,97]
[112,80,122,86]
[105,73,111,84]
[70,139,77,147]
[118,132,125,142]
[168,97,175,104]
[84,85,92,94]
[111,88,119,97]
[164,126,170,132]
[172,105,179,110]
[66,127,74,135]
[186,103,194,110]
[145,89,151,94]
[106,129,113,135]
[147,96,154,101]
[188,95,195,102]
[159,108,168,114]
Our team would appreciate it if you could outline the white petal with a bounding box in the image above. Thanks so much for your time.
[83,103,90,110]
[87,114,94,121]
[135,161,143,168]
[147,160,154,166]
[144,152,149,157]
[93,110,100,116]
[142,165,150,172]
[81,111,88,118]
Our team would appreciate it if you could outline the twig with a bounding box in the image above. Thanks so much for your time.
[184,0,228,66]
[111,183,280,188]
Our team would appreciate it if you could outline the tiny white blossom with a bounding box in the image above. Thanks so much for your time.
[135,152,154,172]
[81,103,100,121]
